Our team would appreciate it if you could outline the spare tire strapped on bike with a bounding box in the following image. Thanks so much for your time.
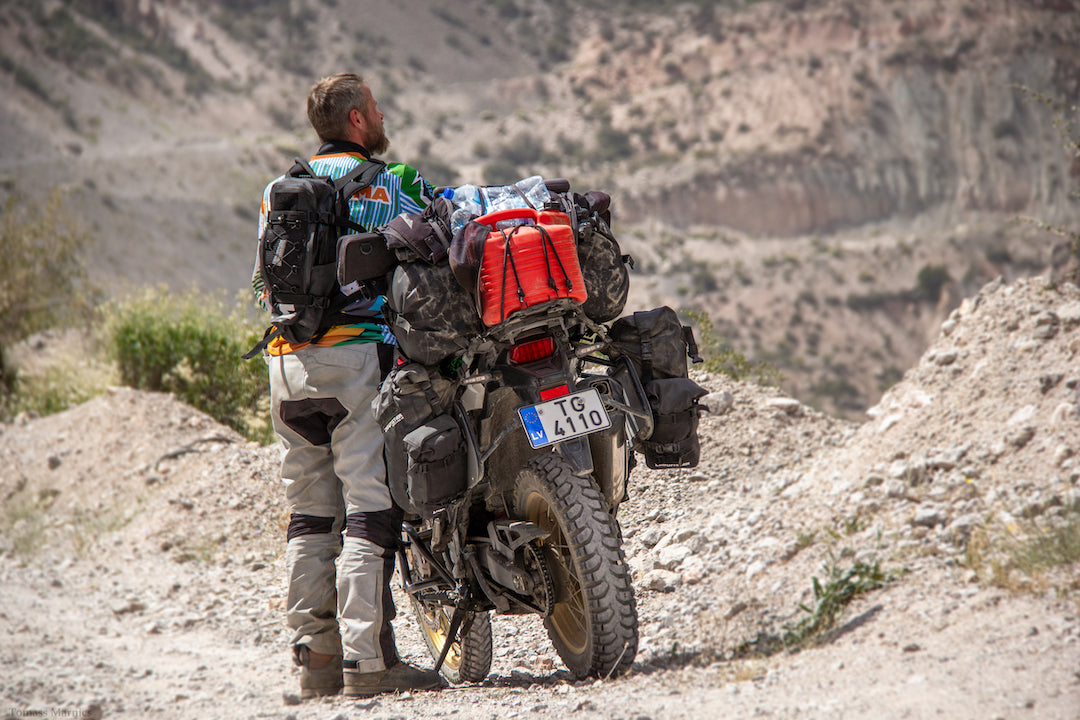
[607,306,707,469]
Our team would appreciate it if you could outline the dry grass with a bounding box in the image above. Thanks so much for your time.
[965,512,1080,595]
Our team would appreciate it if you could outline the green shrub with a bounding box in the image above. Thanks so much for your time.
[916,264,950,302]
[0,190,89,416]
[595,124,633,160]
[1,191,87,341]
[680,308,780,386]
[105,288,274,444]
[1,336,116,421]
[482,158,522,186]
[738,555,894,657]
[965,511,1080,593]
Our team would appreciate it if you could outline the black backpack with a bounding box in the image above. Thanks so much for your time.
[244,157,386,358]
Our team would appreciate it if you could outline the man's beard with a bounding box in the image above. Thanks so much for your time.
[369,126,389,156]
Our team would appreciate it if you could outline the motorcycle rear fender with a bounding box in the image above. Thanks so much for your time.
[497,354,568,404]
[554,437,594,476]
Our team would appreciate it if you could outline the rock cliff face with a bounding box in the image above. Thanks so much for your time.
[567,0,1080,236]
[0,0,1076,419]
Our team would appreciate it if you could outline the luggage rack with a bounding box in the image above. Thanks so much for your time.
[452,298,655,485]
[458,298,605,368]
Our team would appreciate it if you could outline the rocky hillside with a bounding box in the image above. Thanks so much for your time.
[1,275,1078,718]
[567,0,1080,235]
[1,0,1078,418]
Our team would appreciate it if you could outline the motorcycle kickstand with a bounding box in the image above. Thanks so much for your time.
[433,586,470,674]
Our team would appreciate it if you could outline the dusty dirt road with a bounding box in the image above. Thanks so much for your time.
[2,276,1079,719]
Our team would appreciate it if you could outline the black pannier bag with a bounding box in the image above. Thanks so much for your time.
[402,414,468,509]
[608,306,701,381]
[642,377,707,469]
[374,363,465,515]
[607,306,706,469]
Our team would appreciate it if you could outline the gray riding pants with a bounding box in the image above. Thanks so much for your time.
[269,342,400,672]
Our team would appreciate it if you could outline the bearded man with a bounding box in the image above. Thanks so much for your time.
[252,72,443,699]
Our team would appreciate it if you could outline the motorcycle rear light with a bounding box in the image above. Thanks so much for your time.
[539,384,570,401]
[509,336,556,364]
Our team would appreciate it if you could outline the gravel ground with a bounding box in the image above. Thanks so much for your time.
[1,276,1078,719]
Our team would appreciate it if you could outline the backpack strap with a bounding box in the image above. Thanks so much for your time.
[288,157,388,234]
[336,158,386,201]
[682,325,703,364]
[334,159,387,234]
[241,291,353,360]
[243,326,282,360]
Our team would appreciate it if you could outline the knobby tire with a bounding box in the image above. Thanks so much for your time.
[513,453,639,678]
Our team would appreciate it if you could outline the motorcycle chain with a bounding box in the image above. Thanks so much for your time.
[524,542,556,618]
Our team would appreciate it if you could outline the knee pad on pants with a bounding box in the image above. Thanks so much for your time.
[287,513,336,541]
[345,508,403,550]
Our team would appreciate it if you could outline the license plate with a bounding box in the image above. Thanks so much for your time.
[518,388,611,449]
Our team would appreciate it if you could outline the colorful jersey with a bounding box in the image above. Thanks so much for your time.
[252,145,433,354]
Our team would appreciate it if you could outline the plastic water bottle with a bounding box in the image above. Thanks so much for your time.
[448,184,482,235]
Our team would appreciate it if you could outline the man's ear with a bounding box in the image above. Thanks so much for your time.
[346,108,367,143]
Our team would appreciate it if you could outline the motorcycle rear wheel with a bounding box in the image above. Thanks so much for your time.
[410,597,493,684]
[513,453,638,678]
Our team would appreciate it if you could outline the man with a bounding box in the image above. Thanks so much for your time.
[253,73,443,699]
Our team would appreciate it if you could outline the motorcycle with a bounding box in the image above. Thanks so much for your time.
[392,295,656,683]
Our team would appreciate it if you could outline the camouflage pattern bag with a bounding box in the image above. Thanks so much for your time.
[577,217,630,323]
[545,188,630,324]
[385,260,483,365]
